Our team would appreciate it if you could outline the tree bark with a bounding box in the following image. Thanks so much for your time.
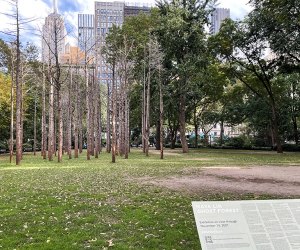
[74,69,79,158]
[78,79,83,154]
[271,102,283,153]
[111,63,116,163]
[15,2,22,165]
[145,60,151,157]
[90,70,95,157]
[41,65,47,159]
[292,115,299,145]
[94,72,100,158]
[68,67,72,159]
[48,80,54,161]
[57,90,63,162]
[9,53,14,163]
[179,94,188,153]
[106,79,111,153]
[33,96,37,156]
[85,65,91,160]
[220,120,224,145]
[159,70,164,159]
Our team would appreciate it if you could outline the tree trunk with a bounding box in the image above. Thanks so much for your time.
[292,115,299,145]
[94,75,99,159]
[195,124,199,149]
[142,54,146,154]
[193,106,198,148]
[57,90,63,162]
[48,80,54,161]
[33,96,37,156]
[74,70,79,158]
[111,63,116,163]
[155,119,160,150]
[179,94,188,153]
[99,85,102,153]
[106,79,111,153]
[145,61,151,157]
[159,71,163,159]
[68,67,72,159]
[271,102,283,153]
[15,4,22,165]
[220,120,224,145]
[78,81,83,154]
[41,66,47,159]
[10,58,14,163]
[125,97,129,159]
[85,65,91,160]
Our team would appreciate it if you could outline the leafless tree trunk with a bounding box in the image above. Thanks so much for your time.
[90,70,95,157]
[142,49,147,154]
[106,79,111,153]
[41,64,47,159]
[94,69,100,158]
[145,51,151,157]
[67,66,72,159]
[111,62,117,163]
[159,67,164,160]
[15,1,22,165]
[9,48,15,163]
[33,95,37,155]
[57,89,63,162]
[78,75,83,154]
[99,86,102,153]
[74,68,79,158]
[85,65,91,160]
[48,78,54,160]
[124,85,129,159]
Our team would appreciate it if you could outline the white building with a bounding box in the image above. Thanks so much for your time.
[42,0,66,63]
[209,8,230,35]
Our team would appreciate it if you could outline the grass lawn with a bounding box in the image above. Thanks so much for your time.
[0,148,299,249]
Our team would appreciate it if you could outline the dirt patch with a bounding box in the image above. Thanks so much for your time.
[149,150,182,156]
[139,166,300,197]
[184,158,213,161]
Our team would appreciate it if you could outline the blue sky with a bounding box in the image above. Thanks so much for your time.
[0,0,252,49]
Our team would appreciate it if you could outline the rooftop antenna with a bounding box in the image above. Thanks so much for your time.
[53,0,58,14]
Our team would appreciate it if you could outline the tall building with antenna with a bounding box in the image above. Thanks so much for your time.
[42,0,66,63]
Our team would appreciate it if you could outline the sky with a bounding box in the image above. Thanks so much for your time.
[0,0,252,50]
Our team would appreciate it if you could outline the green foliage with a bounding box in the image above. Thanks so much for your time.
[0,73,11,143]
[249,0,300,71]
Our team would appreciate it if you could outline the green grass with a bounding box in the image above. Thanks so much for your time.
[0,148,299,249]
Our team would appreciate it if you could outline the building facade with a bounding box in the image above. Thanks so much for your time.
[95,1,125,85]
[93,1,150,85]
[42,0,66,63]
[78,14,95,54]
[209,8,230,35]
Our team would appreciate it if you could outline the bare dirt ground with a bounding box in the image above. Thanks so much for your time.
[140,166,300,197]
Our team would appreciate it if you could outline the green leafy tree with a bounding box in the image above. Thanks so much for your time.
[211,18,285,152]
[156,0,215,153]
[249,0,300,71]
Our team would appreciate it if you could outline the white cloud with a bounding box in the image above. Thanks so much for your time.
[217,0,253,20]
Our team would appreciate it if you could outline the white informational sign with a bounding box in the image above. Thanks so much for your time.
[192,200,300,250]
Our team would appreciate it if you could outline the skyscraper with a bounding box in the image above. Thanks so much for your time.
[95,1,124,84]
[78,14,95,54]
[42,0,66,63]
[94,1,150,85]
[209,8,230,35]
